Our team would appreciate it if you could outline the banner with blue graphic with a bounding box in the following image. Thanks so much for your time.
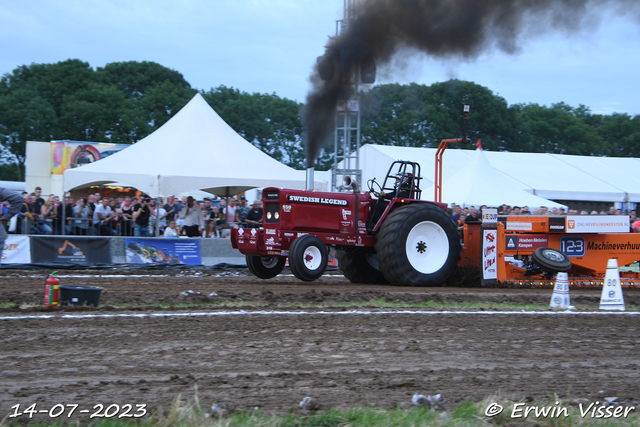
[124,238,202,265]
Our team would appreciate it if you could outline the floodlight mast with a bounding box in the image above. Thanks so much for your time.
[434,104,471,203]
[331,0,366,192]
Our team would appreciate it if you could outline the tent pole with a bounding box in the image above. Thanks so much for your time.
[155,197,161,237]
[61,196,66,235]
[225,191,229,230]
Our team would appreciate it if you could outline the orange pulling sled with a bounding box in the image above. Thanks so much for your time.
[460,213,640,287]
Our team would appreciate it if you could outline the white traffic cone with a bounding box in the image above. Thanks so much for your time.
[599,259,625,311]
[550,272,572,309]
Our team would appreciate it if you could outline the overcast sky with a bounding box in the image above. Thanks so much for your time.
[2,0,639,115]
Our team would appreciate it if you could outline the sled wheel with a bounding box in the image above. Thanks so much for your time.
[336,248,388,284]
[375,203,460,286]
[532,247,572,273]
[288,234,327,281]
[246,255,286,279]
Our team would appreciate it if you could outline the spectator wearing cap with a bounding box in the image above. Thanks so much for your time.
[179,196,205,237]
[203,198,214,218]
[244,200,263,228]
[235,196,250,227]
[132,196,152,237]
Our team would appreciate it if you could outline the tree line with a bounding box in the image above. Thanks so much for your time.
[1,59,639,181]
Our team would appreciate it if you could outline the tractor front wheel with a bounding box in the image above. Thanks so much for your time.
[289,235,328,281]
[375,203,460,286]
[246,255,286,279]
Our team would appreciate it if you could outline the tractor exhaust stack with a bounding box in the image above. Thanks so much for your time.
[306,167,314,191]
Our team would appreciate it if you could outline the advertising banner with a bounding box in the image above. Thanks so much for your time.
[505,235,549,251]
[566,215,630,234]
[482,229,498,280]
[481,208,498,225]
[125,238,202,265]
[31,237,112,264]
[2,235,31,264]
[51,140,129,175]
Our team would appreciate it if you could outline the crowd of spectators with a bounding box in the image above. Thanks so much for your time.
[2,187,264,238]
[5,187,640,237]
[449,203,639,233]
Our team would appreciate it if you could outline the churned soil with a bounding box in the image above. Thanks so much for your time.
[1,268,639,422]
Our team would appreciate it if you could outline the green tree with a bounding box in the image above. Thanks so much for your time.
[360,80,518,151]
[0,59,96,119]
[59,83,134,142]
[511,103,606,155]
[0,88,58,180]
[98,61,196,131]
[587,112,640,157]
[0,60,198,177]
[0,163,21,181]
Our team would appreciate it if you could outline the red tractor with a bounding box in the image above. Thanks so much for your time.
[231,161,461,286]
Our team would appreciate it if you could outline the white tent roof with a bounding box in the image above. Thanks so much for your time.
[63,93,324,198]
[423,149,567,209]
[548,154,640,201]
[343,144,640,205]
[485,151,626,202]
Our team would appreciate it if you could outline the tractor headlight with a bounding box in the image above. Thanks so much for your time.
[265,203,279,223]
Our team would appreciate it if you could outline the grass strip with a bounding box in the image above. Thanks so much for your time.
[3,394,638,427]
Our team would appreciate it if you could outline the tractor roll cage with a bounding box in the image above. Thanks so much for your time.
[381,161,422,199]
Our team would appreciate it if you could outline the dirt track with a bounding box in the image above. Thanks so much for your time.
[1,269,640,421]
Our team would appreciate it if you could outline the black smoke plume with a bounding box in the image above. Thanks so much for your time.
[302,0,639,168]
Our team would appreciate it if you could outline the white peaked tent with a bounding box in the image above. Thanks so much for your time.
[424,149,567,209]
[63,93,323,197]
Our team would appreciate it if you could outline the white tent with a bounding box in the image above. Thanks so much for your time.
[63,93,324,198]
[485,151,626,202]
[334,144,640,205]
[423,149,567,209]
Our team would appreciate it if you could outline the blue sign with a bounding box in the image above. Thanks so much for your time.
[560,236,585,257]
[124,238,202,265]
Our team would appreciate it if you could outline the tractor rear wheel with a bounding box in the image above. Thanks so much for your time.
[289,234,328,281]
[336,248,388,284]
[375,203,460,286]
[246,255,286,279]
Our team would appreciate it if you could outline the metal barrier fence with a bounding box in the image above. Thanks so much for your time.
[11,217,167,237]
